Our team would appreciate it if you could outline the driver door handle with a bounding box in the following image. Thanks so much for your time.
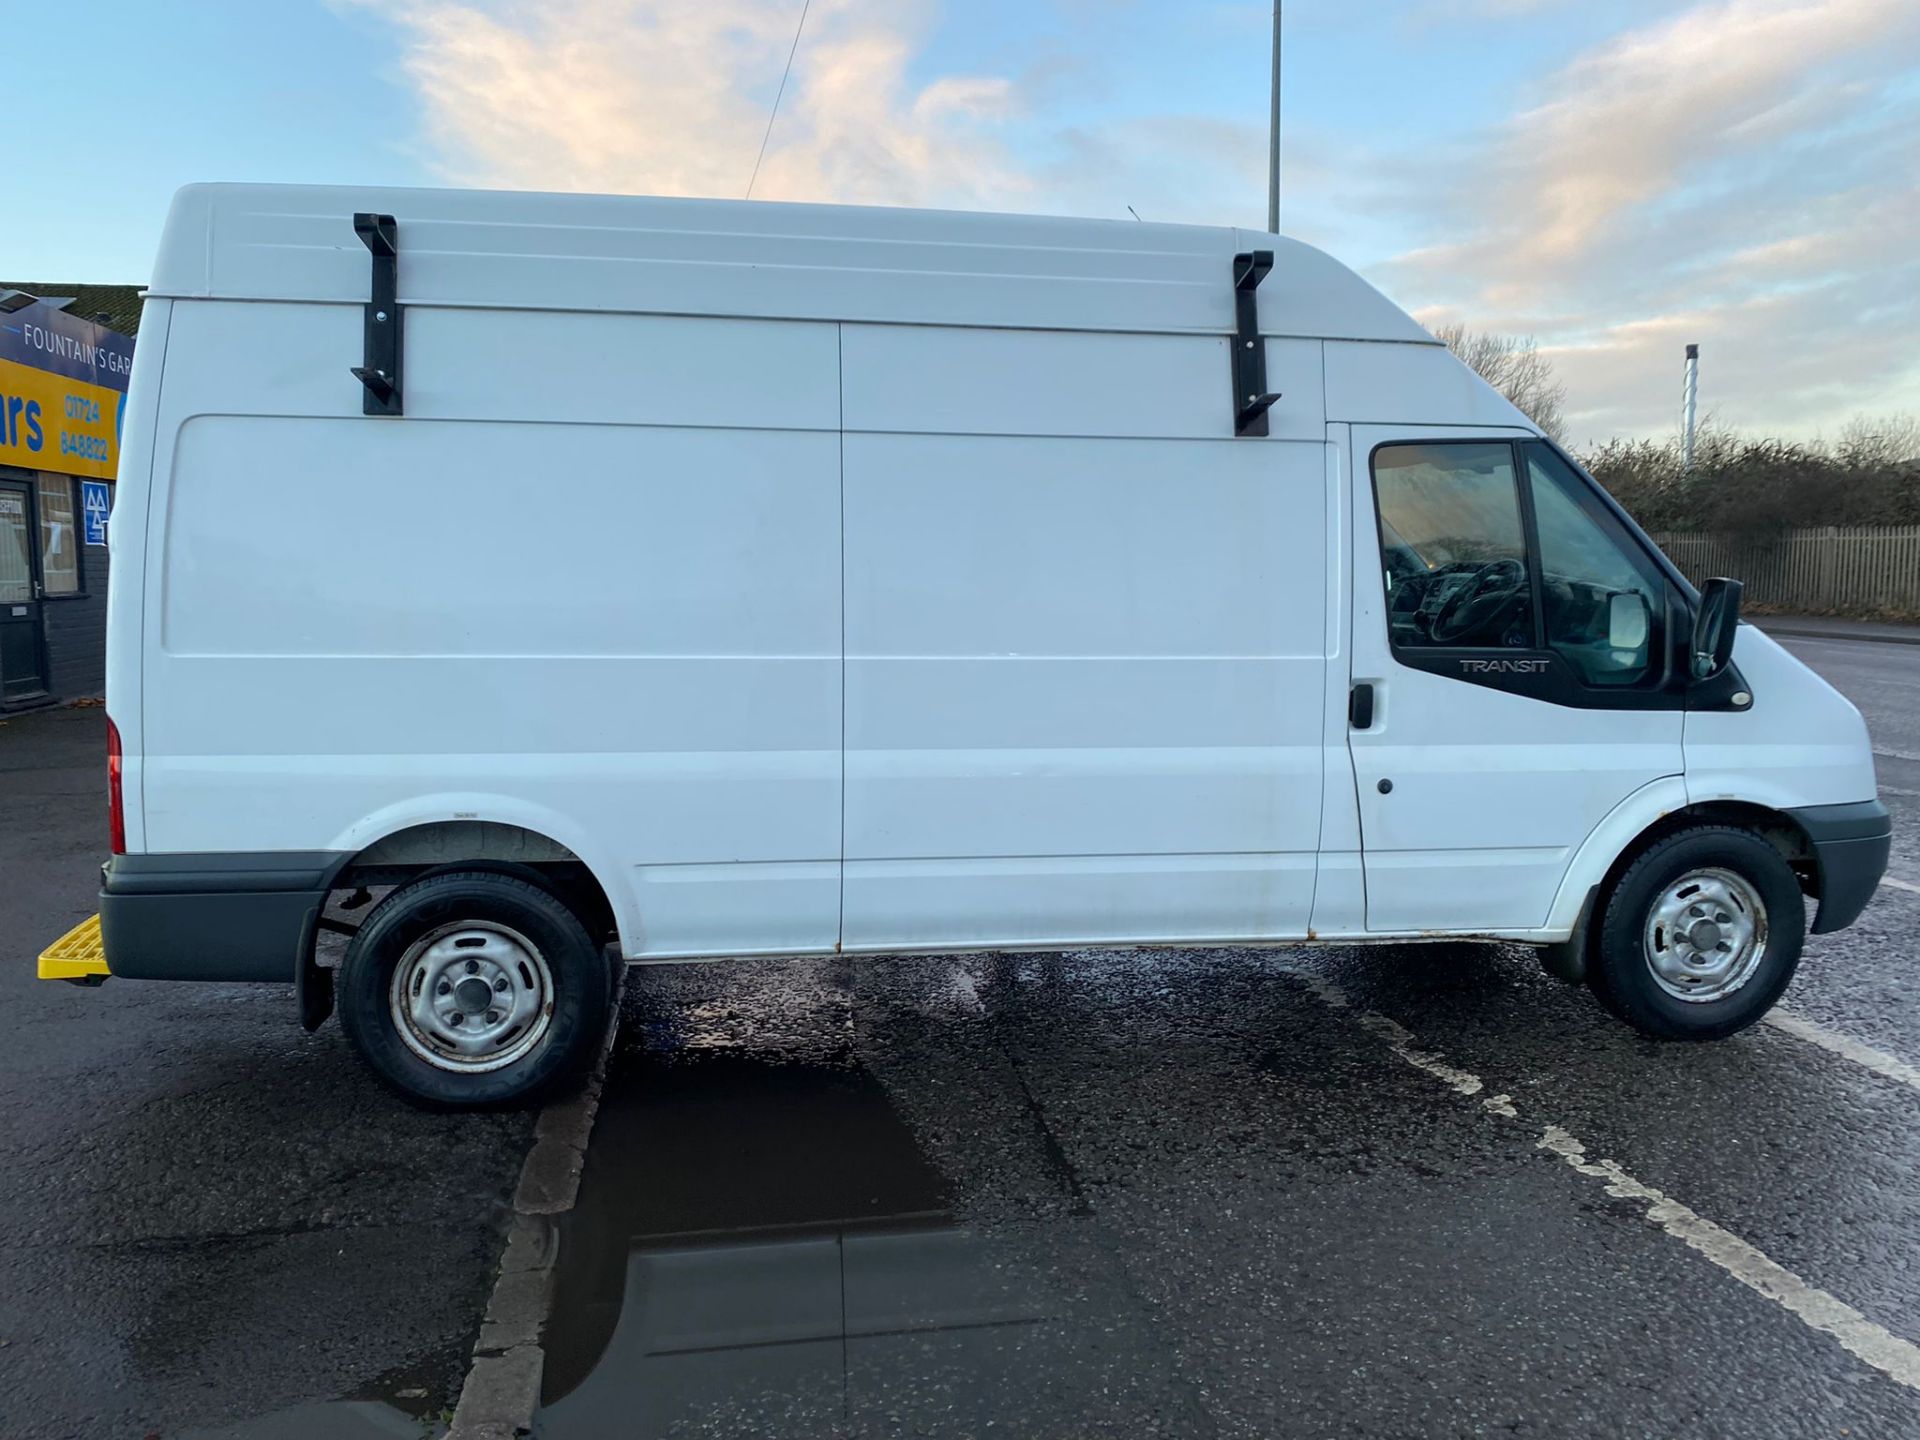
[1349,683,1375,730]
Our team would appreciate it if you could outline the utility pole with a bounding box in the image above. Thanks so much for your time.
[1682,343,1700,471]
[1267,3,1282,234]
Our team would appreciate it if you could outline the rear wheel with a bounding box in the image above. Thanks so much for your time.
[1588,826,1805,1040]
[339,870,611,1107]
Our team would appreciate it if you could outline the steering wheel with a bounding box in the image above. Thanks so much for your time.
[1429,558,1528,644]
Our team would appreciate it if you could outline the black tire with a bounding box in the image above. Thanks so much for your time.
[1588,826,1805,1040]
[339,870,611,1108]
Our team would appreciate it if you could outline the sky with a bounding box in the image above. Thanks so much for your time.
[5,0,1917,445]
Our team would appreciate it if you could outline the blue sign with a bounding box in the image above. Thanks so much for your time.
[80,480,111,546]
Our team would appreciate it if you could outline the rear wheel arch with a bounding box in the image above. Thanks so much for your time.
[332,820,620,945]
[298,821,624,1033]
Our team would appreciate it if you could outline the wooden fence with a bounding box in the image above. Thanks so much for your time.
[1649,526,1920,618]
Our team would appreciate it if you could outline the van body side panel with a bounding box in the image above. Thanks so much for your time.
[1324,342,1536,432]
[149,185,1437,347]
[841,326,1327,443]
[1309,423,1367,936]
[840,325,1327,950]
[140,301,843,958]
[107,297,171,854]
[1683,626,1879,813]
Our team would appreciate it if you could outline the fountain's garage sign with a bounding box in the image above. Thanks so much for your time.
[0,303,134,480]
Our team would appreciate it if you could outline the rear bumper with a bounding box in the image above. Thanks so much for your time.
[99,852,347,982]
[1789,800,1892,936]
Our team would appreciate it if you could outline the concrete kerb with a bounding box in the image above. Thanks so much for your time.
[1756,618,1920,647]
[447,960,624,1439]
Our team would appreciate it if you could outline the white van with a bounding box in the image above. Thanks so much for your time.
[59,183,1888,1106]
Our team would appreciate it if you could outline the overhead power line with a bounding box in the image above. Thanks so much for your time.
[746,0,813,200]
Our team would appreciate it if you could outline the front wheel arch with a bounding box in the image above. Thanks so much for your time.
[1545,801,1815,985]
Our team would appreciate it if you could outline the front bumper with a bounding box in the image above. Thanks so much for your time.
[1790,800,1892,935]
[99,851,347,982]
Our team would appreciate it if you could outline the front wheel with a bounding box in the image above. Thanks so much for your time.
[339,870,612,1107]
[1588,826,1805,1040]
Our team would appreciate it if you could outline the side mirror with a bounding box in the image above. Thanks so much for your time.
[1607,591,1649,652]
[1691,576,1743,681]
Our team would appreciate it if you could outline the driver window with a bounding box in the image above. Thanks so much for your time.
[1372,443,1533,650]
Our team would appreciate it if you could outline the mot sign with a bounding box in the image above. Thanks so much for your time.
[81,480,111,546]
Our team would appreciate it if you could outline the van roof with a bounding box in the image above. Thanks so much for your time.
[149,183,1437,345]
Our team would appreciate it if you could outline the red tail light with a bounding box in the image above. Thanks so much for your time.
[107,716,125,855]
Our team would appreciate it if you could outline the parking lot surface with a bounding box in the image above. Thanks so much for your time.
[540,627,1920,1438]
[2,624,1917,1437]
[0,708,528,1439]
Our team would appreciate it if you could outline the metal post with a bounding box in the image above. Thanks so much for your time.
[1682,343,1700,471]
[1266,3,1282,234]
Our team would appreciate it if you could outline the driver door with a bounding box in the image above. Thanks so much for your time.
[1345,426,1685,933]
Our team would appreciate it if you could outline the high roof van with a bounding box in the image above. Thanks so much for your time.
[47,183,1889,1105]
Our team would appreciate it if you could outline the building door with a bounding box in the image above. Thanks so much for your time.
[0,479,50,703]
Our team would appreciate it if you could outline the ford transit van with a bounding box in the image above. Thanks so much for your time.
[50,184,1889,1106]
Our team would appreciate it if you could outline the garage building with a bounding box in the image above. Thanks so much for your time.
[0,284,140,707]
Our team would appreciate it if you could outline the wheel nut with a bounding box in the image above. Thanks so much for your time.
[494,977,510,992]
[437,982,451,996]
[449,1012,464,1025]
[486,1009,501,1024]
[465,959,480,974]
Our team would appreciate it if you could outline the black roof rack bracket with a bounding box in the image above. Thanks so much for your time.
[351,213,403,416]
[1231,250,1279,437]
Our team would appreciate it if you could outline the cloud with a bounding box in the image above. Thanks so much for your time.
[351,0,1920,442]
[1380,0,1920,440]
[357,0,1029,207]
[354,0,1277,228]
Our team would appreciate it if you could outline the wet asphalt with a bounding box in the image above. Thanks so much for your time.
[541,627,1920,1439]
[1,626,1917,1438]
[0,707,526,1439]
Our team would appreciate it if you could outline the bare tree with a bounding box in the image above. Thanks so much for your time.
[1836,412,1920,467]
[1432,322,1567,443]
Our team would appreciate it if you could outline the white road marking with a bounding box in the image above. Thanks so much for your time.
[1882,876,1920,897]
[1355,1010,1486,1097]
[1275,963,1920,1395]
[1764,1010,1920,1098]
[1537,1127,1920,1390]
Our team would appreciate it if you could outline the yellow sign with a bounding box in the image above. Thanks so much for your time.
[0,355,122,479]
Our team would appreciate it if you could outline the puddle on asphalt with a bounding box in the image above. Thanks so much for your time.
[177,1349,455,1439]
[535,988,1151,1438]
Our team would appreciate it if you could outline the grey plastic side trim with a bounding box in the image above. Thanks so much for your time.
[1787,800,1892,845]
[104,851,351,896]
[99,851,350,982]
[100,889,327,982]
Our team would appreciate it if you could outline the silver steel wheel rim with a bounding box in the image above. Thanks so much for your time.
[388,920,554,1072]
[1643,867,1769,1003]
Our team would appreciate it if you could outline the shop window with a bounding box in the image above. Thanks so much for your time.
[35,474,79,596]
